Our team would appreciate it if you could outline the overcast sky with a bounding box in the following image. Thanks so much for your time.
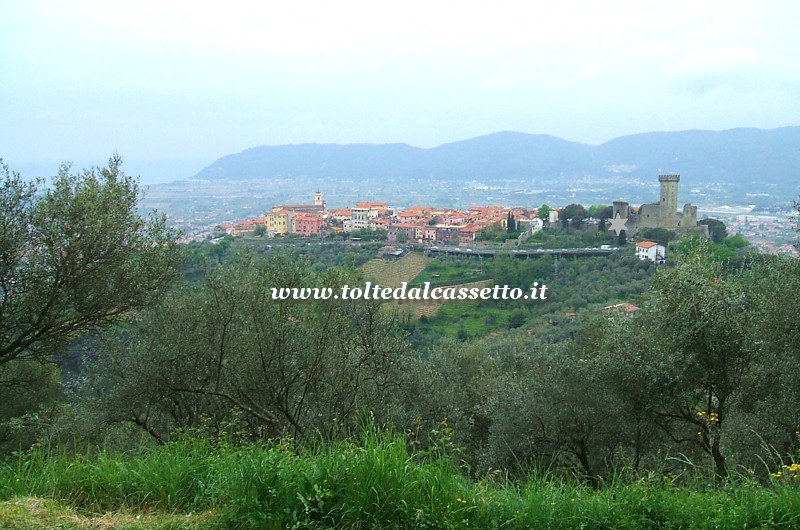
[2,1,799,182]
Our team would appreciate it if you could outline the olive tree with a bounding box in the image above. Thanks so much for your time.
[93,251,410,443]
[633,244,754,479]
[0,156,181,370]
[0,156,180,451]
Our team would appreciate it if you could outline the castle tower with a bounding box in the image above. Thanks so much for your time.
[314,190,324,208]
[612,200,630,219]
[658,174,680,223]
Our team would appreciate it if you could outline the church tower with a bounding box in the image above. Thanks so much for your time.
[314,190,325,208]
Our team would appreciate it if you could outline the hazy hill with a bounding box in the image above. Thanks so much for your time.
[193,127,800,190]
[595,127,800,187]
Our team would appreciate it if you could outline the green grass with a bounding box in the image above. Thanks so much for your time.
[410,260,487,286]
[0,496,217,529]
[2,432,800,529]
[421,301,512,338]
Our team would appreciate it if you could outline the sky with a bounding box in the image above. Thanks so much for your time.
[2,0,800,183]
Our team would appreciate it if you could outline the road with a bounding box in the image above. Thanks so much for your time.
[420,246,618,257]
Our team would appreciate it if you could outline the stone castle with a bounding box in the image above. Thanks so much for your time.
[612,174,707,236]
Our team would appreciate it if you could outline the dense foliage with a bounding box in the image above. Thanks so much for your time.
[0,157,181,452]
[2,160,800,526]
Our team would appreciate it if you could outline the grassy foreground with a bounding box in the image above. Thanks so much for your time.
[2,432,799,529]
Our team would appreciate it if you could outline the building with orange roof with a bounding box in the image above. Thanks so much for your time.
[231,218,264,236]
[396,207,432,223]
[329,208,352,222]
[354,201,388,209]
[348,202,391,232]
[265,211,292,235]
[635,240,666,263]
[218,222,235,235]
[371,218,391,230]
[388,222,418,243]
[459,224,483,241]
[293,214,326,236]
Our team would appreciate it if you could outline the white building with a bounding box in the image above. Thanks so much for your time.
[635,240,666,264]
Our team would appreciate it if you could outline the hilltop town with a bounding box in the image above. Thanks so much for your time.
[216,175,689,248]
[219,189,547,243]
[206,173,796,257]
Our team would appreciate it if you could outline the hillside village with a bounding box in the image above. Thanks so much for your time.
[220,174,698,240]
[214,174,751,263]
[219,190,550,243]
[207,171,799,261]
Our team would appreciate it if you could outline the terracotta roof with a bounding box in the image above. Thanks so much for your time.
[636,240,659,249]
[354,201,388,208]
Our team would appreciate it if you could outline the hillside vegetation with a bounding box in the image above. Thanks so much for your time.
[3,158,800,528]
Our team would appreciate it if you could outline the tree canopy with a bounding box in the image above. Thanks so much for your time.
[0,156,182,368]
[698,218,728,243]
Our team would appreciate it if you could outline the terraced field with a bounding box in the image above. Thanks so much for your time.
[361,252,430,288]
[361,253,492,319]
[409,279,492,318]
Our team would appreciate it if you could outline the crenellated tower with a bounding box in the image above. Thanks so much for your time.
[658,174,680,224]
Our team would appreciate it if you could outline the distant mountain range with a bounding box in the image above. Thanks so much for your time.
[193,127,800,191]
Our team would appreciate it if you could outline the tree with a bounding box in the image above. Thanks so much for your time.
[588,205,613,220]
[635,244,754,479]
[639,227,676,244]
[559,203,588,229]
[93,251,409,443]
[486,339,628,485]
[698,218,727,243]
[0,156,182,369]
[506,212,517,233]
[537,204,552,224]
[506,309,526,329]
[479,221,506,242]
